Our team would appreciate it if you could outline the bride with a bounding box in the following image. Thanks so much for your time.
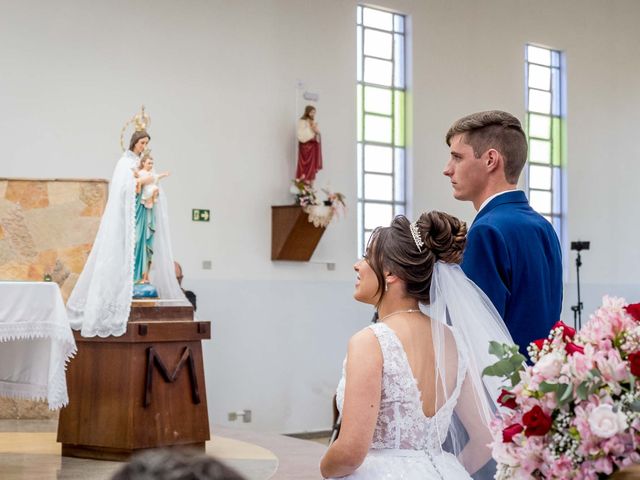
[320,211,513,479]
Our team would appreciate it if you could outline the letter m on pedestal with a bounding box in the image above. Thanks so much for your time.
[144,346,201,407]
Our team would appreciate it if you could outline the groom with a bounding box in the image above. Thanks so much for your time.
[443,110,563,356]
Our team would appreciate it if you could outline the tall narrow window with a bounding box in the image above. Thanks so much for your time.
[357,5,406,256]
[525,44,565,242]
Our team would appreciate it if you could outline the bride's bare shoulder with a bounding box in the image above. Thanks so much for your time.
[346,327,382,361]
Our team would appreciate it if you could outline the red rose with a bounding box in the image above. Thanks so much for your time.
[625,303,640,322]
[522,405,552,437]
[552,321,576,340]
[629,352,640,377]
[502,423,524,443]
[565,342,585,356]
[497,389,518,409]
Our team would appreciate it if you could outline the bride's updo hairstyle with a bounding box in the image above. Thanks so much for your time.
[367,211,467,307]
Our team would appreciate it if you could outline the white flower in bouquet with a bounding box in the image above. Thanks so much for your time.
[533,351,564,378]
[588,404,628,438]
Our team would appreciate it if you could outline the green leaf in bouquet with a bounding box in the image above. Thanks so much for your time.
[509,370,522,388]
[576,381,590,401]
[539,382,559,394]
[629,400,640,412]
[557,383,573,405]
[509,353,527,369]
[588,369,602,379]
[482,358,516,378]
[488,341,507,358]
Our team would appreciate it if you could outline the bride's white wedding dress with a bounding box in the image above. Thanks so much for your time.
[333,322,472,479]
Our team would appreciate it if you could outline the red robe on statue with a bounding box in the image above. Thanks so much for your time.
[297,138,323,182]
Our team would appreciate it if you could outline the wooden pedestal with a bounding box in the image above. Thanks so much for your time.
[271,205,326,261]
[57,304,211,461]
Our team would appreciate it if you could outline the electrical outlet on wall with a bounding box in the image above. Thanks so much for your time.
[228,409,252,423]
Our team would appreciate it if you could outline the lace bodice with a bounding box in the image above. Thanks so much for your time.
[336,322,468,452]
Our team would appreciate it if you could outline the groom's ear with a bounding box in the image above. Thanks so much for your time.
[485,148,502,174]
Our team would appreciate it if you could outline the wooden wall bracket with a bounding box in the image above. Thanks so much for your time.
[271,205,326,261]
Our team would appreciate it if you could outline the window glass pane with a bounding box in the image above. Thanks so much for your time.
[530,190,552,214]
[394,90,405,146]
[357,202,363,255]
[364,144,392,173]
[364,57,392,86]
[551,117,563,167]
[365,174,393,201]
[357,143,363,197]
[364,86,392,115]
[528,64,550,90]
[357,26,363,82]
[364,29,392,59]
[364,230,373,252]
[393,34,405,88]
[528,114,550,139]
[552,216,561,237]
[364,114,392,143]
[529,139,551,164]
[528,89,551,114]
[394,14,404,33]
[362,7,393,30]
[551,67,561,116]
[364,202,393,229]
[552,167,562,214]
[527,45,551,65]
[529,164,551,190]
[394,148,405,202]
[394,204,405,216]
[357,85,363,142]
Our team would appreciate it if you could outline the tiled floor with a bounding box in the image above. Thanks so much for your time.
[0,420,326,480]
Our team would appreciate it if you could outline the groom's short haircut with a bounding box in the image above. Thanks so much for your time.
[446,110,528,184]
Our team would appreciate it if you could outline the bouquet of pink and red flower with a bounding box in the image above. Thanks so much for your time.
[484,297,640,479]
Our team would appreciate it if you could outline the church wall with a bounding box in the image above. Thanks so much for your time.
[0,0,639,433]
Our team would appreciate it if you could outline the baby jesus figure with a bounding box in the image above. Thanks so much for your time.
[135,154,170,208]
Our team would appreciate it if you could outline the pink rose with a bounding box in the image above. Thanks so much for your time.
[588,404,627,438]
[533,352,563,377]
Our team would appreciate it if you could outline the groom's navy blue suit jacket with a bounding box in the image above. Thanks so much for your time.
[461,190,563,356]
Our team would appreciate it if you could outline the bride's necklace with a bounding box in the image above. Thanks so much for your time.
[378,308,421,322]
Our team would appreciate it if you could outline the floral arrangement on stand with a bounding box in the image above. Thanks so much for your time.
[290,177,346,228]
[485,297,640,480]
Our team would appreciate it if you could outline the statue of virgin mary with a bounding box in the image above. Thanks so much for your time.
[66,108,188,337]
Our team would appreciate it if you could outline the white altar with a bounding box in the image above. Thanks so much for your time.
[0,281,76,409]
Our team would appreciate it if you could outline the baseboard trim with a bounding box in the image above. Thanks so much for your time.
[285,430,332,440]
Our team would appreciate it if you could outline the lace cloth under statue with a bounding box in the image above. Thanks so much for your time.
[66,150,188,337]
[331,263,514,480]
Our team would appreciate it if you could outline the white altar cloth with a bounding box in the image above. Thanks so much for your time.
[0,281,77,409]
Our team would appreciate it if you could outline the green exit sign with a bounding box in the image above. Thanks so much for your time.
[192,209,210,222]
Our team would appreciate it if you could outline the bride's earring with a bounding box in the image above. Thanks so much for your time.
[385,282,389,292]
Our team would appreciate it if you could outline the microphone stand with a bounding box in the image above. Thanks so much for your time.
[570,250,583,329]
